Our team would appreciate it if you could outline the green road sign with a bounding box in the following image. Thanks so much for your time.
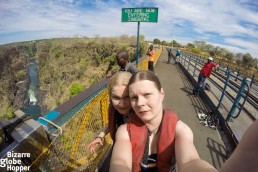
[122,8,158,22]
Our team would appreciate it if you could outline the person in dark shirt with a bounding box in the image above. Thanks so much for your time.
[116,51,138,74]
[175,49,181,64]
[167,48,174,64]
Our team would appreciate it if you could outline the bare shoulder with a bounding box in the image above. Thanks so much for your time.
[115,124,130,141]
[176,120,193,138]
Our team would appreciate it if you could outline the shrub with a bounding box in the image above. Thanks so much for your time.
[79,59,87,69]
[15,70,26,80]
[89,76,99,86]
[69,82,84,97]
[202,52,210,57]
[191,48,201,54]
[6,106,14,119]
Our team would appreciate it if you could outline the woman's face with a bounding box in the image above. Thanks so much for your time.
[129,80,164,122]
[110,85,131,115]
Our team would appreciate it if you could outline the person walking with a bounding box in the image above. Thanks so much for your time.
[147,45,155,72]
[192,57,218,96]
[167,48,174,64]
[175,49,181,64]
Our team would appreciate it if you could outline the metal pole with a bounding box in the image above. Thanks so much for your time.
[136,22,140,66]
[250,74,255,88]
[171,34,173,51]
[235,68,240,81]
[216,71,231,110]
[226,78,247,121]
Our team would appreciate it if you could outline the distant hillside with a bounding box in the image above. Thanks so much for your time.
[0,35,148,118]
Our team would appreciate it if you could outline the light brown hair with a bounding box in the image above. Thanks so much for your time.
[128,71,161,91]
[108,71,132,97]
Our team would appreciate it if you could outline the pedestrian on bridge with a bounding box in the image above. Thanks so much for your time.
[192,57,219,96]
[175,49,181,64]
[147,45,155,72]
[87,72,132,153]
[110,71,216,172]
[116,51,138,74]
[167,48,174,64]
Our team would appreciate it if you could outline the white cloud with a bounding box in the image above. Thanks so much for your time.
[224,38,258,57]
[0,0,258,58]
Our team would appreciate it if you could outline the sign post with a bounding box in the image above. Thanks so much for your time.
[136,22,140,65]
[121,7,158,65]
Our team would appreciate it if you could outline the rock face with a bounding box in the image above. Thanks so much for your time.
[0,45,30,116]
[13,79,30,109]
[37,89,48,115]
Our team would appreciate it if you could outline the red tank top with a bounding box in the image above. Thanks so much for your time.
[127,109,178,172]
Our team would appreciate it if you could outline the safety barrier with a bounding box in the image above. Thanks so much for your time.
[30,48,163,171]
[178,51,251,120]
[177,50,252,148]
[180,50,258,85]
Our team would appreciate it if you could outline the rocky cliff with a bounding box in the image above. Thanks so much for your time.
[0,45,30,118]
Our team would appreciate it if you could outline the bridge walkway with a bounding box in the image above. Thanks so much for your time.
[154,49,228,169]
[100,48,229,171]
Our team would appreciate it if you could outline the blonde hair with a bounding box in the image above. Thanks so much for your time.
[108,72,132,97]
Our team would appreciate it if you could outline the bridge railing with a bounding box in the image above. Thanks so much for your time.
[179,51,251,118]
[177,50,252,147]
[31,48,163,171]
[179,50,258,85]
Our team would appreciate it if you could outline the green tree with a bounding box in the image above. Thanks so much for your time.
[153,38,161,44]
[242,53,253,68]
[219,48,228,58]
[69,82,84,97]
[172,40,181,47]
[236,59,242,66]
[191,48,201,54]
[15,70,26,80]
[186,43,195,49]
[193,41,206,50]
[235,53,244,61]
[139,35,145,41]
[225,51,234,61]
[210,46,222,57]
[161,41,167,45]
[202,52,210,57]
[6,106,14,119]
[203,44,215,54]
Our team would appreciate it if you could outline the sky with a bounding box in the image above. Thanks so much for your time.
[1,0,258,58]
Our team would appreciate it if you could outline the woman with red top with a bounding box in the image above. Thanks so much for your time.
[87,71,132,153]
[193,57,218,96]
[110,71,215,172]
[110,71,258,172]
